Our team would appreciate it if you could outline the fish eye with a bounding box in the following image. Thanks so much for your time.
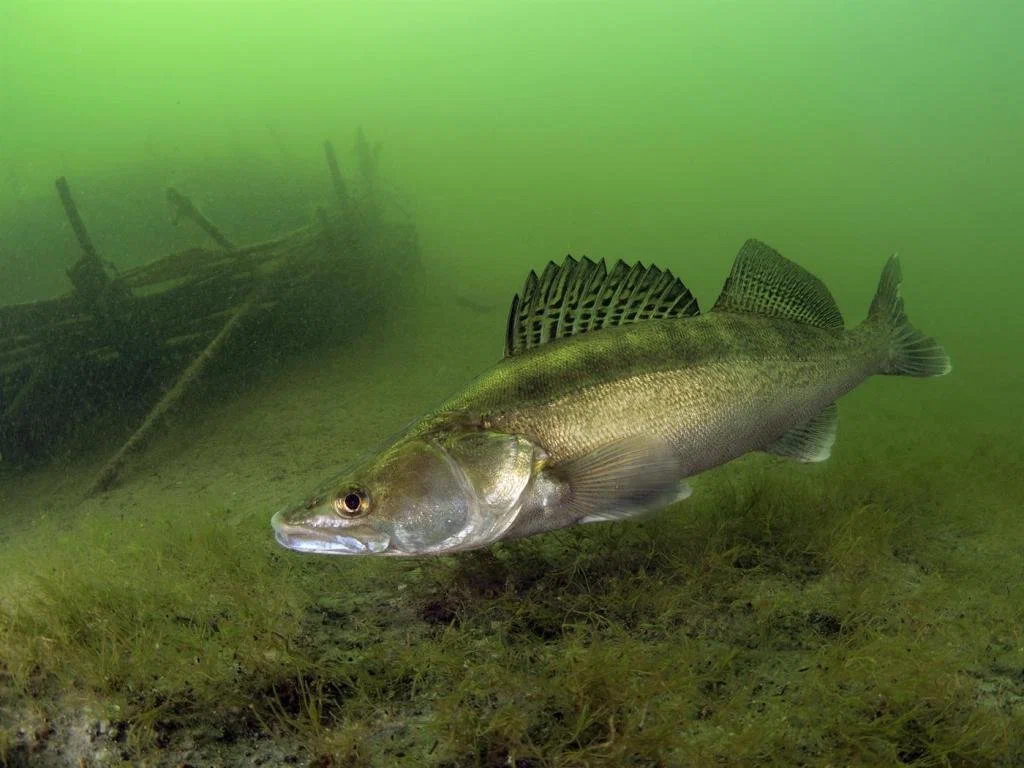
[335,488,369,518]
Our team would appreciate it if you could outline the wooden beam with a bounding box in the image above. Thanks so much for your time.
[87,290,262,495]
[323,140,349,209]
[55,176,100,263]
[166,187,236,251]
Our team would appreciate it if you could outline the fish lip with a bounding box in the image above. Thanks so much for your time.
[270,507,391,555]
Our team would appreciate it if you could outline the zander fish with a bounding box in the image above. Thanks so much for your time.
[272,239,951,556]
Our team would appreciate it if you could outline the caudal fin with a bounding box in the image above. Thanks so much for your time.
[868,256,952,377]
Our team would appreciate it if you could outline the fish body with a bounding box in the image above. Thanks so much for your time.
[446,311,877,478]
[272,240,950,556]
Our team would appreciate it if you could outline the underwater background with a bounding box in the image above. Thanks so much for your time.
[1,1,1022,766]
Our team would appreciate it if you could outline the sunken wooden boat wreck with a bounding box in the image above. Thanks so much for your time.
[0,132,418,492]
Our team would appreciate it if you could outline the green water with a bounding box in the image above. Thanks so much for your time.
[1,1,1022,766]
[4,0,1018,463]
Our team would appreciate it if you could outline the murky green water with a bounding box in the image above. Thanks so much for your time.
[1,2,1021,765]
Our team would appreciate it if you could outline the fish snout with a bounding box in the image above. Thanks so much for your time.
[271,505,390,555]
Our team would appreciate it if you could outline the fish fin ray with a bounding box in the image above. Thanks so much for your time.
[712,239,844,329]
[578,481,692,524]
[548,436,685,523]
[867,255,952,377]
[505,255,699,357]
[764,403,838,462]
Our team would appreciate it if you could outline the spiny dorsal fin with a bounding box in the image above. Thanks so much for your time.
[712,239,844,329]
[505,255,699,357]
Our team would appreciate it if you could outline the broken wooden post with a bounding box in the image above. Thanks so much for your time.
[56,176,112,305]
[55,176,99,262]
[354,126,380,194]
[166,187,236,251]
[323,139,349,210]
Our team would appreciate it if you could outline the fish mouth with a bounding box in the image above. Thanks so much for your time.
[270,508,391,555]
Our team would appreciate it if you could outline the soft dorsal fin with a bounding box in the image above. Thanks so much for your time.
[712,239,844,329]
[505,255,699,357]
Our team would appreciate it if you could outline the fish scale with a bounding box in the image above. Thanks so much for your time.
[271,239,951,556]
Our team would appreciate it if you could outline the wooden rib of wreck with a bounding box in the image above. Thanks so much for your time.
[0,132,419,493]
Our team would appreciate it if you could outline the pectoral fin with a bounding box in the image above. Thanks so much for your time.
[579,481,692,524]
[550,436,686,524]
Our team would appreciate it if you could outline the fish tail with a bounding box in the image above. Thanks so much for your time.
[866,256,952,377]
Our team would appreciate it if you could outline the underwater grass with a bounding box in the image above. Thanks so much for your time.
[1,425,1023,766]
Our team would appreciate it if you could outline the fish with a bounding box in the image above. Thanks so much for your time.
[271,239,951,556]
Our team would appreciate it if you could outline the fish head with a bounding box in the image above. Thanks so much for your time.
[271,429,540,556]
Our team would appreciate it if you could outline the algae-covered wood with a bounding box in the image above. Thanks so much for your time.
[0,135,419,474]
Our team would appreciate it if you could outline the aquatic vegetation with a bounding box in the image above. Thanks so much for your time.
[2,0,1020,765]
[1,434,1022,765]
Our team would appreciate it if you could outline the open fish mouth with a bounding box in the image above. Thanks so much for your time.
[271,509,390,555]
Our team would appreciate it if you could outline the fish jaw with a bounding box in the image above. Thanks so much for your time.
[271,506,392,555]
[268,429,541,557]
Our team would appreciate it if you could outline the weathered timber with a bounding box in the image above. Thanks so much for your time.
[0,131,419,472]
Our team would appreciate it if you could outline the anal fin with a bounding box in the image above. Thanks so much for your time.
[764,403,838,463]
